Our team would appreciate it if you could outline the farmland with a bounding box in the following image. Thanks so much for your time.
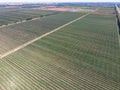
[0,7,59,26]
[0,4,120,90]
[0,11,85,55]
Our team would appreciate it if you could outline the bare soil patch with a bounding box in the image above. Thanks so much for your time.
[33,6,81,12]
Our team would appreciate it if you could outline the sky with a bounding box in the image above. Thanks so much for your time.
[0,0,120,3]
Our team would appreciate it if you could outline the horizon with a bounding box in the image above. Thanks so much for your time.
[0,0,120,3]
[0,2,120,4]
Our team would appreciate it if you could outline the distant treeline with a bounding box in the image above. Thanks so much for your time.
[0,5,9,7]
[58,3,119,8]
[21,4,43,8]
[21,3,57,8]
[1,3,119,9]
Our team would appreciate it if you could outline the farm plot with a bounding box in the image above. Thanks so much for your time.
[0,8,58,26]
[0,8,120,90]
[0,12,85,55]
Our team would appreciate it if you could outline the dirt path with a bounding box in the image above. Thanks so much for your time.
[0,17,41,28]
[0,11,95,59]
[0,13,60,28]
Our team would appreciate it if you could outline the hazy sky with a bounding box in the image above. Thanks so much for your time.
[0,0,120,3]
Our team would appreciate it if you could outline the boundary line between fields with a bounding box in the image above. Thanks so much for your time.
[0,17,41,28]
[0,13,59,28]
[0,13,91,59]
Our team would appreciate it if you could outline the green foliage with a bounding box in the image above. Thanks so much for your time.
[0,8,58,25]
[0,8,120,90]
[0,12,83,54]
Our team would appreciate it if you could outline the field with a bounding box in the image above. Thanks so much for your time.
[0,5,120,90]
[0,11,84,55]
[0,7,58,26]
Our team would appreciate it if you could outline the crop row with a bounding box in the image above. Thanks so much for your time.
[0,8,58,25]
[0,12,84,54]
[0,9,120,89]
